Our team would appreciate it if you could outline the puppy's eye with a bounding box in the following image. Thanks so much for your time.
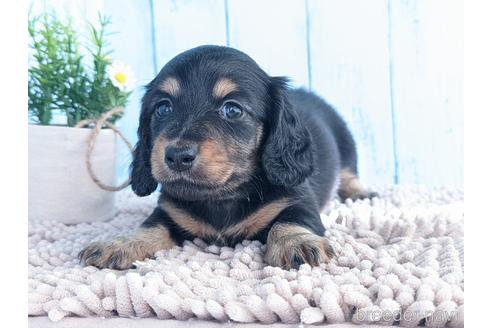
[220,101,243,119]
[155,100,173,118]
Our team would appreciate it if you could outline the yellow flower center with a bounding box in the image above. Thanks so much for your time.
[114,72,127,84]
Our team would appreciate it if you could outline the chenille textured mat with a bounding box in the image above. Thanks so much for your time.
[28,187,464,327]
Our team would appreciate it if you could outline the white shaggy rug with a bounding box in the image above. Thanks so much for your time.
[28,187,464,327]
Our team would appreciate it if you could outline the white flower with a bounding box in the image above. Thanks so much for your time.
[107,62,136,92]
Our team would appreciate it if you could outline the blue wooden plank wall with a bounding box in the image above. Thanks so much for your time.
[29,0,463,188]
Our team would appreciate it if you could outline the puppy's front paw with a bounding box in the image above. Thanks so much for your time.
[265,223,334,270]
[79,239,137,270]
[79,226,176,270]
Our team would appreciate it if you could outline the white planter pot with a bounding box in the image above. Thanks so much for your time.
[28,125,117,224]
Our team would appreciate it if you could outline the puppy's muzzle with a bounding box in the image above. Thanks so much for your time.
[165,144,198,172]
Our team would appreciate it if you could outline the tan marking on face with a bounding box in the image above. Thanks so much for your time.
[198,139,234,184]
[150,135,169,181]
[161,200,218,239]
[338,169,370,201]
[159,77,180,97]
[224,198,290,238]
[79,226,175,269]
[212,78,238,99]
[221,130,260,178]
[264,223,334,270]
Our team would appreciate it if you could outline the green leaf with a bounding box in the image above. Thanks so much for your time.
[28,11,132,126]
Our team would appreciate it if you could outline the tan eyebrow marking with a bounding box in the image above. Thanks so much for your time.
[159,77,180,96]
[213,78,238,99]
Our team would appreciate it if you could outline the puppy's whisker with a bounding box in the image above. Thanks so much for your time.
[250,174,265,203]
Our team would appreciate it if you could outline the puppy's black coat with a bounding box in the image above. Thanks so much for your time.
[79,45,374,270]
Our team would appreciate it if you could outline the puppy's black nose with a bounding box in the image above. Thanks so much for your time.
[165,145,197,171]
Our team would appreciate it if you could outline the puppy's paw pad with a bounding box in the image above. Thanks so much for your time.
[79,241,136,270]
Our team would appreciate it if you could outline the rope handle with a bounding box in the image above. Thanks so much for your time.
[75,107,132,192]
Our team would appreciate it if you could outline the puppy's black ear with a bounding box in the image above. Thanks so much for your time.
[262,77,314,187]
[130,100,158,196]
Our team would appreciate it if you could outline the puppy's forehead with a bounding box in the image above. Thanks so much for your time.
[154,46,271,95]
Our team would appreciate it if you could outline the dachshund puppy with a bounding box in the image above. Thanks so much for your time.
[80,45,375,270]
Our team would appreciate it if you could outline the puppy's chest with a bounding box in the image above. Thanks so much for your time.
[161,198,290,245]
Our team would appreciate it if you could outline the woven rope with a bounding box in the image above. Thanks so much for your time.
[75,107,132,192]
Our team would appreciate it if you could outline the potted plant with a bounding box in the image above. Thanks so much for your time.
[28,13,135,224]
